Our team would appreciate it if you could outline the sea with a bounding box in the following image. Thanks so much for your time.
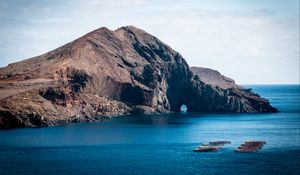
[0,85,299,175]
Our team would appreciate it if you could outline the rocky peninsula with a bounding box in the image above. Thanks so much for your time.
[0,26,277,128]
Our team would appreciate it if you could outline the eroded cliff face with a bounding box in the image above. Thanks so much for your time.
[189,67,278,113]
[0,26,277,128]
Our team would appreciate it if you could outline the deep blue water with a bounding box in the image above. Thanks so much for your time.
[0,85,299,175]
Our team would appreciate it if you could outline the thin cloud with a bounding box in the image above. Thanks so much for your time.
[0,0,299,84]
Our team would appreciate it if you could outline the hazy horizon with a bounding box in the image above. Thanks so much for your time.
[0,0,299,84]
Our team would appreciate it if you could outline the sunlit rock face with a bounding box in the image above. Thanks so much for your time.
[0,26,277,128]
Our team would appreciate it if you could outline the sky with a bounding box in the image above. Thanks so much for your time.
[0,0,299,84]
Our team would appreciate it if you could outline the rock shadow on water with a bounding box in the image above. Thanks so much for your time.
[112,114,191,126]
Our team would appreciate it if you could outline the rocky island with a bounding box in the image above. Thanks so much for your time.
[0,26,277,128]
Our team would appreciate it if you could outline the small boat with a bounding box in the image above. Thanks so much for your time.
[193,146,219,152]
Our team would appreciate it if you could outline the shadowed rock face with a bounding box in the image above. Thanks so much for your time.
[0,26,277,128]
[189,67,278,113]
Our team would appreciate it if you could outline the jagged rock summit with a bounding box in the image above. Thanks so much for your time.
[0,26,277,128]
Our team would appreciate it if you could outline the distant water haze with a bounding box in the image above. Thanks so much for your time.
[0,0,299,84]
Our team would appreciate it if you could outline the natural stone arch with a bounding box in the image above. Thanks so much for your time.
[180,104,187,113]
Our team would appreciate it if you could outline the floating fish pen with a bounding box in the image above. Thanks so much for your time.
[193,146,219,152]
[235,141,266,153]
[193,140,231,152]
[209,141,231,146]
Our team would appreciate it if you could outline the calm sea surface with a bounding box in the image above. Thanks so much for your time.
[0,85,299,175]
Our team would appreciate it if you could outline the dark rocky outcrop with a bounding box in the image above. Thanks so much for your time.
[0,26,277,128]
[190,67,278,113]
